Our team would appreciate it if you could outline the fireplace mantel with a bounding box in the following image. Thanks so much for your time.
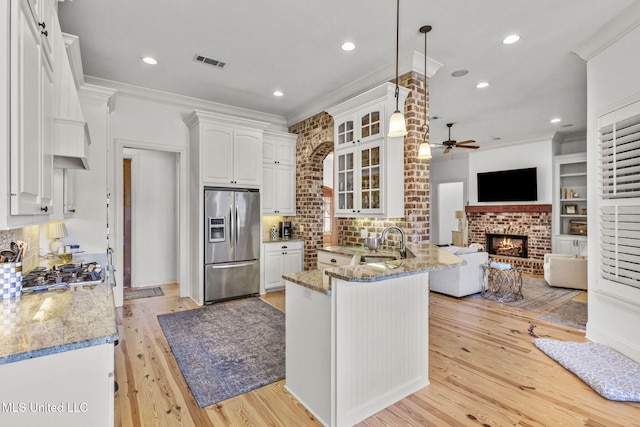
[465,204,552,214]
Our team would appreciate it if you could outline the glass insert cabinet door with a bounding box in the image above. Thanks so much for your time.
[336,119,354,147]
[360,110,381,140]
[360,145,381,210]
[336,151,355,211]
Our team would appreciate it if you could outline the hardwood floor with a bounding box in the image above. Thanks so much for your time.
[114,283,640,426]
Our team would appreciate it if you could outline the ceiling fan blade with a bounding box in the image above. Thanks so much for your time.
[455,140,476,145]
[443,147,452,155]
[457,145,480,149]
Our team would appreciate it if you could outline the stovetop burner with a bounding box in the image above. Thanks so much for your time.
[22,262,103,289]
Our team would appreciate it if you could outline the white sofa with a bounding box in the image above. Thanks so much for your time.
[543,253,588,290]
[430,247,488,297]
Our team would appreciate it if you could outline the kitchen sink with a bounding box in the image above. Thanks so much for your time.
[360,255,399,264]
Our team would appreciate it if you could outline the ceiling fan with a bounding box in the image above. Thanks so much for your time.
[440,123,480,154]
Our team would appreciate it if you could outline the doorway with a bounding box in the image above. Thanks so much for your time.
[123,158,132,288]
[437,181,465,245]
[323,152,338,246]
[113,139,188,308]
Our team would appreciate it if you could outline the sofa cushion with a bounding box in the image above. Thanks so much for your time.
[440,245,479,255]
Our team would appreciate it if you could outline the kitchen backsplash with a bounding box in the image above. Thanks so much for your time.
[0,226,41,272]
[262,216,296,241]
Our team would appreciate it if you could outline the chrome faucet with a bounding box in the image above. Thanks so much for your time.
[379,226,406,258]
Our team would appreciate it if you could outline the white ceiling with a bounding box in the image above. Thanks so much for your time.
[57,0,637,155]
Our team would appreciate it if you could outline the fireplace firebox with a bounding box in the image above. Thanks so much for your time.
[486,234,528,258]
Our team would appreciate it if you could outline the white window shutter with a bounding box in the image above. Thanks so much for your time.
[597,105,640,289]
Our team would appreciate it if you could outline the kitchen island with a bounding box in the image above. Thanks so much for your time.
[283,243,464,427]
[0,280,118,427]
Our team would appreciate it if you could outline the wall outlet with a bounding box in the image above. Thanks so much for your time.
[299,225,304,232]
[360,229,368,238]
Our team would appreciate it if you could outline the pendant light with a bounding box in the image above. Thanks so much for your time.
[417,25,432,160]
[388,0,408,137]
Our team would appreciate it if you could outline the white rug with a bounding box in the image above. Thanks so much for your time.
[534,338,640,402]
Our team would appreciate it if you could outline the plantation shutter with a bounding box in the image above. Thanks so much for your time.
[597,107,640,289]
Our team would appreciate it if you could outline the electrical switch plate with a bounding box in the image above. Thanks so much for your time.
[360,229,368,238]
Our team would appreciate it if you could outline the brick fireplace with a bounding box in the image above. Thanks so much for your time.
[466,204,552,275]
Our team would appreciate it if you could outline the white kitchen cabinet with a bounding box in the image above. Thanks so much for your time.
[552,152,588,254]
[0,343,114,427]
[263,240,303,291]
[262,130,297,215]
[51,168,76,219]
[327,83,407,218]
[199,123,262,187]
[5,0,55,223]
[316,249,354,269]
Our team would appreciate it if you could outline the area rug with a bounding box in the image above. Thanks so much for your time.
[157,297,285,408]
[473,277,582,312]
[123,286,164,300]
[534,338,640,402]
[538,300,587,330]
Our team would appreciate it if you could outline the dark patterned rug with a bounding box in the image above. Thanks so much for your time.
[123,286,164,300]
[538,300,588,330]
[472,277,583,312]
[157,297,285,408]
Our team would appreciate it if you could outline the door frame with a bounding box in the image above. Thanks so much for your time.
[432,179,467,245]
[113,138,189,307]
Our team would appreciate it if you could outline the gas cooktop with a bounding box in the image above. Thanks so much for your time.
[22,262,103,292]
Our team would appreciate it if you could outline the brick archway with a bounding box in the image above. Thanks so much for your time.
[289,112,335,270]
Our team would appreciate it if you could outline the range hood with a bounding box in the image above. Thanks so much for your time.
[53,32,91,170]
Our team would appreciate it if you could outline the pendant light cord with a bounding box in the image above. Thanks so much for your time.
[423,27,428,139]
[394,0,400,111]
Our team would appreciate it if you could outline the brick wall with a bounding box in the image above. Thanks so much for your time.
[289,71,431,270]
[466,205,552,275]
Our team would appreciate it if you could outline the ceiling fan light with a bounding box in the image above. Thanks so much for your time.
[418,142,432,159]
[388,110,408,137]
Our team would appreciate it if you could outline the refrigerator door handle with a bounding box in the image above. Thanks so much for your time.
[235,204,239,247]
[210,261,256,269]
[229,205,234,250]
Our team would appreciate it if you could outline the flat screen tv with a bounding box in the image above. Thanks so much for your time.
[477,167,537,202]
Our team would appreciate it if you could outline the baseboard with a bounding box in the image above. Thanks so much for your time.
[587,324,640,363]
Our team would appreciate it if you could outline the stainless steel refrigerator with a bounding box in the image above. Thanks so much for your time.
[204,188,260,303]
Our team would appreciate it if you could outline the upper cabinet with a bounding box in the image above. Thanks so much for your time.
[327,83,408,218]
[262,130,297,215]
[1,0,88,229]
[185,110,270,189]
[6,0,55,221]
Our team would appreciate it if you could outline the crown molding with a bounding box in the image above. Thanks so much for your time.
[82,76,290,132]
[62,33,84,90]
[286,50,443,127]
[573,2,640,61]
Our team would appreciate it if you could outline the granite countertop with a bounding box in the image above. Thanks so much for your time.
[284,243,466,295]
[0,281,119,365]
[262,238,304,244]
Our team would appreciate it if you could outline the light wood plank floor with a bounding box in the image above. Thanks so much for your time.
[115,283,640,426]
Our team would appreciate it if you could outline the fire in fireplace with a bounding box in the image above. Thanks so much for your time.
[486,233,528,258]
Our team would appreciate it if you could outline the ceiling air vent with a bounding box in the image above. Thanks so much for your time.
[194,54,227,70]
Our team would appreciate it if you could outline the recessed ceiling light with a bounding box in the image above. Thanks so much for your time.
[550,118,562,124]
[273,90,284,97]
[502,34,520,45]
[451,69,469,78]
[142,56,157,65]
[476,82,490,89]
[341,42,356,51]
